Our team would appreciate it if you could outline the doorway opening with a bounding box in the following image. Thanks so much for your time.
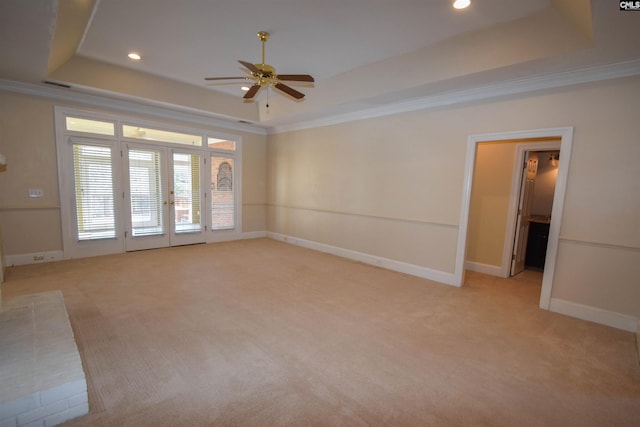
[511,147,561,278]
[454,127,574,310]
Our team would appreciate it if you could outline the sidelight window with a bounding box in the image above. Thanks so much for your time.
[211,157,234,230]
[72,144,116,240]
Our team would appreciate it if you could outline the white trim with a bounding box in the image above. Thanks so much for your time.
[270,59,640,134]
[4,235,268,267]
[465,261,505,277]
[636,322,640,361]
[267,232,457,286]
[208,230,266,243]
[502,141,561,277]
[550,298,638,333]
[5,251,64,267]
[0,79,267,135]
[242,231,268,240]
[456,127,575,311]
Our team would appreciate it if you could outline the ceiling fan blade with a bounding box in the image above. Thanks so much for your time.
[239,60,261,74]
[204,76,248,81]
[274,82,305,100]
[277,74,315,82]
[243,84,262,99]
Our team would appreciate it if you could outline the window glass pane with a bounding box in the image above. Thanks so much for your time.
[66,117,115,136]
[72,144,116,240]
[174,153,201,233]
[129,149,164,236]
[207,138,236,151]
[211,157,234,230]
[123,125,202,146]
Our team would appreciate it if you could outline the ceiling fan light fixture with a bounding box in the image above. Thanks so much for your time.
[453,0,471,10]
[241,86,250,91]
[204,31,314,102]
[128,52,142,61]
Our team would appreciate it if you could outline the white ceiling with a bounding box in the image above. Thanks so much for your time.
[1,0,640,131]
[77,0,549,94]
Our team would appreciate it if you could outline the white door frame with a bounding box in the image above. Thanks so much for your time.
[455,127,574,310]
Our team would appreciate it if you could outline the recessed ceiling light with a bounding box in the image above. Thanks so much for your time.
[241,86,250,91]
[453,0,471,9]
[128,52,142,61]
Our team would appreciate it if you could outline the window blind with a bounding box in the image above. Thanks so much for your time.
[129,149,164,236]
[173,153,201,233]
[72,144,116,240]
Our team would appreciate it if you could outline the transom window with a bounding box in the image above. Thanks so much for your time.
[123,125,202,146]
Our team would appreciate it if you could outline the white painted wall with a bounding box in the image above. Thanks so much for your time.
[267,76,640,326]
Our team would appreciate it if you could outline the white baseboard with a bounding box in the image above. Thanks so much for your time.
[549,298,638,333]
[636,321,640,363]
[267,232,457,286]
[6,250,64,267]
[208,230,266,243]
[5,232,267,267]
[242,231,268,239]
[465,261,507,277]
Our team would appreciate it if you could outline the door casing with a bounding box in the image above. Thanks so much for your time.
[456,127,574,310]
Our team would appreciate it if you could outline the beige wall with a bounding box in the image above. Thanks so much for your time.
[0,93,62,255]
[467,142,516,267]
[0,90,267,257]
[267,76,640,319]
[267,115,464,273]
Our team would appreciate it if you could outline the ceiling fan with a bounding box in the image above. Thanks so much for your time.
[205,31,314,101]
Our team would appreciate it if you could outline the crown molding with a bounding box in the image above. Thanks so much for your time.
[268,59,640,134]
[0,79,268,136]
[3,58,640,137]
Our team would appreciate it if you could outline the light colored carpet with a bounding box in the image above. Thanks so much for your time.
[2,238,639,426]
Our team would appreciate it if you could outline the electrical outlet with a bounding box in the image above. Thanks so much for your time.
[28,188,44,198]
[33,255,45,261]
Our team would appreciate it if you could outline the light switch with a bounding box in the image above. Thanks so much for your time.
[28,188,43,198]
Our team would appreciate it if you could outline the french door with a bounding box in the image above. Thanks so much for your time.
[57,108,242,260]
[124,144,206,251]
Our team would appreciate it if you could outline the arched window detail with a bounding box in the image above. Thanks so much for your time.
[211,157,235,231]
[217,161,232,190]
